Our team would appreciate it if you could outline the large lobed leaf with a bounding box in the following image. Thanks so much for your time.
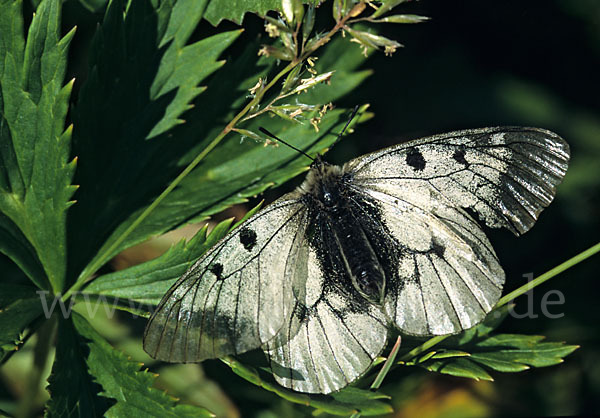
[67,0,241,287]
[46,316,113,417]
[0,0,77,292]
[413,334,578,381]
[204,0,321,26]
[82,216,237,307]
[46,313,213,417]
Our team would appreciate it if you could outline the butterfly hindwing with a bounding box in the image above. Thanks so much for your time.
[265,240,388,394]
[143,197,306,362]
[354,185,504,335]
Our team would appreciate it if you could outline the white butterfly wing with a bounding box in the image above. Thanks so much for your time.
[352,185,504,335]
[264,241,388,394]
[143,197,307,362]
[345,127,569,336]
[346,127,570,235]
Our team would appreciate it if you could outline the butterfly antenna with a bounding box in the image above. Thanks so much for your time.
[258,127,315,162]
[333,105,360,145]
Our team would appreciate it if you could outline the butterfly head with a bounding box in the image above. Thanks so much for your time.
[301,157,346,208]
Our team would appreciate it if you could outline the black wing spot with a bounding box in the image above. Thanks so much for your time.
[431,241,446,258]
[453,148,469,167]
[210,263,224,280]
[239,227,257,251]
[406,148,426,171]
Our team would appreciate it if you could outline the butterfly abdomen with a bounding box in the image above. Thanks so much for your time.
[327,203,387,305]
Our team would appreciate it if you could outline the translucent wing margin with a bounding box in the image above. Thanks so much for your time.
[346,127,570,235]
[143,197,306,362]
[264,242,388,394]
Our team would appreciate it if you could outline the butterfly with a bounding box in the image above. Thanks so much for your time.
[143,120,569,394]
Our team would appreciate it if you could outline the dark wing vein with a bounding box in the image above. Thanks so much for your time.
[256,255,262,349]
[304,318,322,393]
[315,311,348,385]
[425,253,462,328]
[415,254,431,335]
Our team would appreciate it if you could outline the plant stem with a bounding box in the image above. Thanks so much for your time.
[371,336,401,389]
[300,16,349,60]
[496,241,600,307]
[398,335,448,362]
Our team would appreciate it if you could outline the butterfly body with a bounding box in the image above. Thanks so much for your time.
[299,158,389,305]
[144,126,569,394]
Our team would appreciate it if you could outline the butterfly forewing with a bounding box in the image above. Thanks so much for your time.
[143,197,306,362]
[346,127,570,235]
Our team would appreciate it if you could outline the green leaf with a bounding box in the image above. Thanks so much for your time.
[82,217,235,306]
[410,333,578,381]
[472,334,579,368]
[150,5,241,138]
[327,387,393,416]
[403,309,577,381]
[67,0,240,287]
[429,350,470,360]
[420,357,494,381]
[46,317,113,418]
[373,14,430,24]
[0,0,77,291]
[204,0,321,26]
[467,352,531,373]
[224,357,392,416]
[78,0,108,13]
[371,0,409,19]
[0,214,46,288]
[0,284,44,362]
[47,313,213,417]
